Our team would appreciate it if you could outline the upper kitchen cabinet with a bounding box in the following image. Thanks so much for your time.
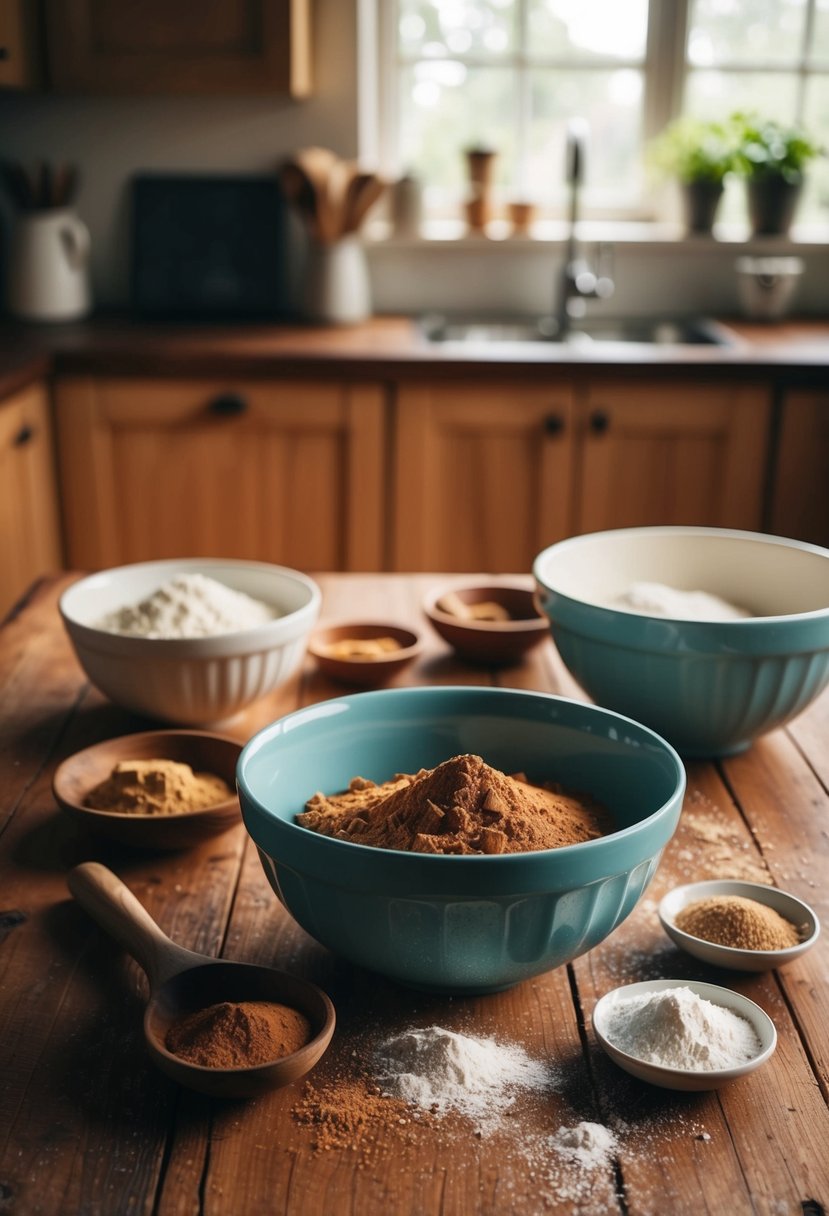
[54,377,384,572]
[575,379,772,535]
[391,383,576,574]
[0,381,63,618]
[0,0,43,88]
[44,0,312,96]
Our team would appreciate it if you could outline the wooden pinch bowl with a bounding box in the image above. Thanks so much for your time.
[68,863,336,1099]
[308,622,422,685]
[423,583,549,665]
[53,730,243,850]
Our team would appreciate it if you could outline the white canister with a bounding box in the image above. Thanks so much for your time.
[735,255,804,321]
[302,235,371,324]
[7,208,92,322]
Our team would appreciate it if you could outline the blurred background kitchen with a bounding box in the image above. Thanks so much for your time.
[1,0,827,617]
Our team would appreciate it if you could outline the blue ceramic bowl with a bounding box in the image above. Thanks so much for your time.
[238,686,685,994]
[534,527,829,757]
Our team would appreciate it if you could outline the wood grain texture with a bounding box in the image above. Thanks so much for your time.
[1,573,828,1216]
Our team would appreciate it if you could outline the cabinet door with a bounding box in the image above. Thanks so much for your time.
[575,381,771,534]
[392,383,575,573]
[0,382,62,617]
[770,387,829,547]
[0,0,42,88]
[55,378,384,572]
[44,0,311,95]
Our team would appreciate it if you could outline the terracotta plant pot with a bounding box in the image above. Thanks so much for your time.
[681,180,724,235]
[747,174,803,236]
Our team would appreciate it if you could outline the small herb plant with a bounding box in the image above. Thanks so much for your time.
[649,117,737,185]
[731,113,823,183]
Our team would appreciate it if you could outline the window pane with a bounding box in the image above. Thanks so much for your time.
[398,63,517,209]
[527,0,648,60]
[398,0,517,58]
[811,0,829,64]
[687,0,808,67]
[684,68,799,118]
[528,69,644,206]
[802,75,829,221]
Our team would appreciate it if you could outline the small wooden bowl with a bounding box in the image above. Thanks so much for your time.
[53,730,242,850]
[423,584,549,665]
[308,622,422,686]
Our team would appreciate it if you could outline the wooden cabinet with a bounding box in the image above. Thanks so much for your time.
[575,379,771,534]
[44,0,311,96]
[54,378,385,572]
[0,382,62,618]
[770,387,829,547]
[391,377,772,572]
[0,0,42,89]
[391,382,576,573]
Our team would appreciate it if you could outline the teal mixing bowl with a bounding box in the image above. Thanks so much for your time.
[238,686,685,994]
[534,527,829,757]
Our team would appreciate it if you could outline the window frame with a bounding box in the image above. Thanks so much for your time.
[362,0,826,227]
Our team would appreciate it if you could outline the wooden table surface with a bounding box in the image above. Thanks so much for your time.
[1,573,828,1216]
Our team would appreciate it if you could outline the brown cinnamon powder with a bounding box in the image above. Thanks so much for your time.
[675,895,801,951]
[297,754,611,855]
[165,999,312,1068]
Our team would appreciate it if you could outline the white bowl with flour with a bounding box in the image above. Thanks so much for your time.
[60,559,321,725]
[592,978,776,1091]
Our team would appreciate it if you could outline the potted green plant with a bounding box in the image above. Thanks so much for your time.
[732,113,822,236]
[649,117,736,234]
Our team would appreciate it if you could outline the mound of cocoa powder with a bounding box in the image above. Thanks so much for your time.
[297,753,611,855]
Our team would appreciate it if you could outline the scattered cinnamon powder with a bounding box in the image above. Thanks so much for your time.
[297,754,611,854]
[84,759,233,816]
[165,999,312,1068]
[675,895,801,951]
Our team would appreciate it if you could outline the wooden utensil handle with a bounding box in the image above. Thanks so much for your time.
[68,862,205,991]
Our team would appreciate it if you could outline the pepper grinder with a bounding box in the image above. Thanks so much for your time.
[464,146,497,234]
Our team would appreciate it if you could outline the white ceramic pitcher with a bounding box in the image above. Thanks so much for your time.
[7,208,92,322]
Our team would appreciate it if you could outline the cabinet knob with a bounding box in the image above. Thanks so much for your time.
[207,392,248,417]
[13,424,34,447]
[543,413,565,437]
[589,409,610,435]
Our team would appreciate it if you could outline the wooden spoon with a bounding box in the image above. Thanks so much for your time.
[68,862,336,1099]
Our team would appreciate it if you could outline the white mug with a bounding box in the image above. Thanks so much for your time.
[7,208,92,322]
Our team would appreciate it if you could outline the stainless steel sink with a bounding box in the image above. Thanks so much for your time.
[419,314,735,347]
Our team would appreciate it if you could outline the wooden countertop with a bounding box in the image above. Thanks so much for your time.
[1,314,828,399]
[2,573,828,1216]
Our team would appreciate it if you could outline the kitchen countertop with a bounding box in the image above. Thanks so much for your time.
[2,572,828,1216]
[0,314,828,398]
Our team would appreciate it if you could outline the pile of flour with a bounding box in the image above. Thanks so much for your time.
[608,581,750,621]
[96,573,277,639]
[374,1025,554,1129]
[602,986,762,1070]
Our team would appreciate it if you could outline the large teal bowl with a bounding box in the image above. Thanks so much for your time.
[534,527,829,757]
[238,687,685,994]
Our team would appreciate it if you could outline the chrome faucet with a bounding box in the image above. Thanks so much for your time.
[554,120,614,337]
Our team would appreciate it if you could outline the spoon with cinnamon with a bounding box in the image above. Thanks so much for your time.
[68,862,335,1098]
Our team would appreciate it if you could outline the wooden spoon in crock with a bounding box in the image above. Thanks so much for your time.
[68,862,335,1099]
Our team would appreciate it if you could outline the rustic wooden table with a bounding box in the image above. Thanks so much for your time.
[2,573,828,1216]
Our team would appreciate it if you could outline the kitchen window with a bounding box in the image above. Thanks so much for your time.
[370,0,829,229]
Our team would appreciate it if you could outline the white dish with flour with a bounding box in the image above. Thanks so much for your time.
[592,978,776,1091]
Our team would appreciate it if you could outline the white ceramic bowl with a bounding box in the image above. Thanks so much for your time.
[659,879,820,972]
[534,527,829,756]
[592,979,777,1091]
[59,559,321,725]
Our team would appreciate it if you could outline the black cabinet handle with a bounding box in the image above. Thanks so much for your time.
[543,413,565,437]
[207,392,248,417]
[13,424,34,447]
[589,409,610,435]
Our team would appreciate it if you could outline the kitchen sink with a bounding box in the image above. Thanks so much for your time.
[419,314,736,347]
